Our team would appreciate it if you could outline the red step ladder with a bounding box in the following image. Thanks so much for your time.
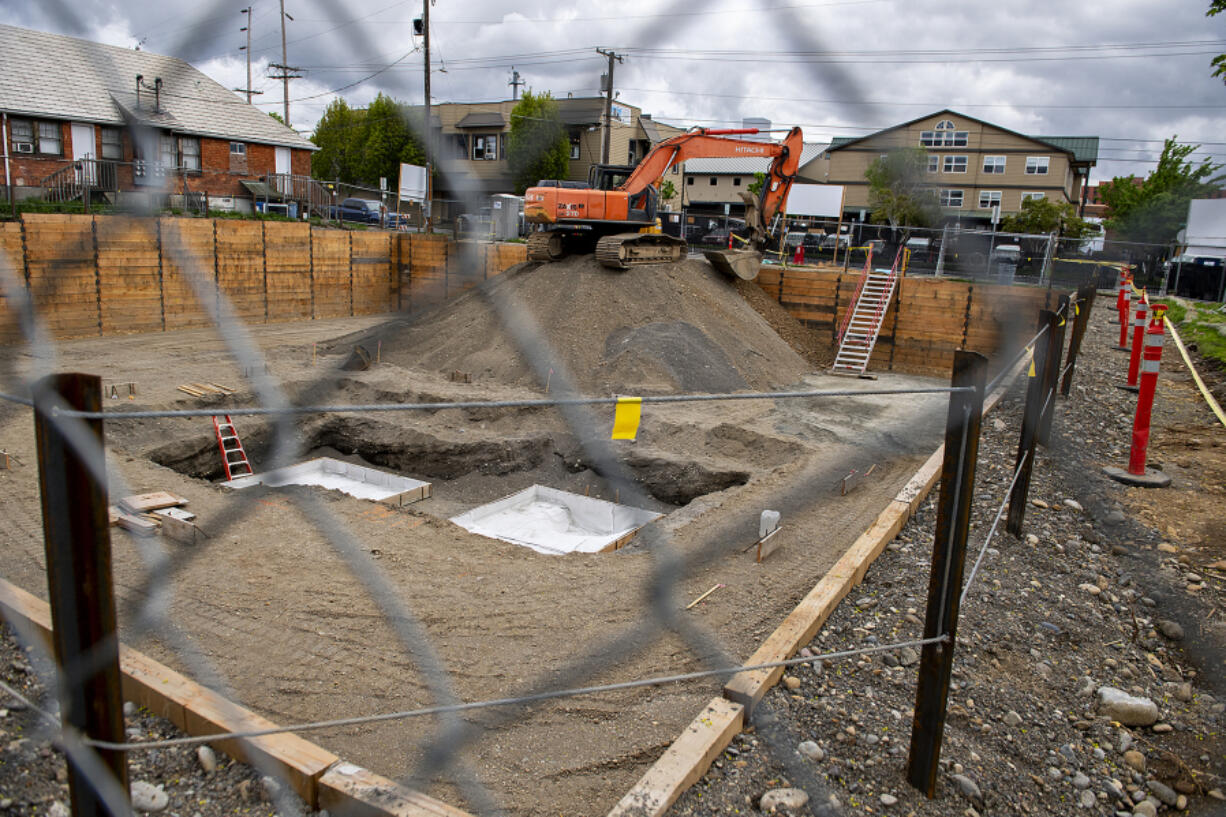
[212,415,253,480]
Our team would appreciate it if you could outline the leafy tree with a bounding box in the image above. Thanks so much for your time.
[864,148,939,232]
[747,171,766,197]
[358,93,424,187]
[310,98,362,183]
[268,111,286,125]
[1209,1,1226,79]
[1000,197,1092,238]
[659,179,677,209]
[507,90,569,194]
[1098,138,1224,245]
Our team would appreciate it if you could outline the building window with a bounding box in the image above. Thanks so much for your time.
[101,128,123,160]
[1025,156,1049,175]
[687,177,694,185]
[10,118,34,153]
[500,133,507,160]
[472,134,497,161]
[449,134,468,159]
[943,155,967,173]
[180,137,201,171]
[979,191,1002,209]
[939,189,963,208]
[709,177,717,185]
[983,155,1006,174]
[927,155,939,173]
[733,177,741,186]
[569,136,580,160]
[230,141,246,156]
[159,133,176,168]
[37,122,62,155]
[1022,192,1046,203]
[920,120,968,148]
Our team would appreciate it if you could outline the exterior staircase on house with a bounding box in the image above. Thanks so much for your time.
[262,173,336,220]
[832,250,903,376]
[39,158,118,203]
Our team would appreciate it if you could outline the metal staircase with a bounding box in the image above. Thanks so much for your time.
[832,249,902,376]
[212,415,254,481]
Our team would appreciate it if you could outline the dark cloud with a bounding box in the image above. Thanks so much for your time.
[3,0,1224,180]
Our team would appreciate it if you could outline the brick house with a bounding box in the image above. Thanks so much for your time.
[0,23,316,212]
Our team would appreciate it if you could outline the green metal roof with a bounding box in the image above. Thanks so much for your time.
[1033,136,1100,164]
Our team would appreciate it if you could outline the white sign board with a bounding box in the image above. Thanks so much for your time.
[784,184,844,218]
[398,163,428,203]
[1184,198,1226,259]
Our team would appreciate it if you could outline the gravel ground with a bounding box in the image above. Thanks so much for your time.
[673,301,1226,816]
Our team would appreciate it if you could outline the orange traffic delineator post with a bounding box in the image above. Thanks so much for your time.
[1115,275,1134,350]
[1114,270,1129,322]
[793,244,804,265]
[1119,295,1150,392]
[1105,304,1171,488]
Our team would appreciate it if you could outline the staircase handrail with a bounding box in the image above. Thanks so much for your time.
[836,246,874,343]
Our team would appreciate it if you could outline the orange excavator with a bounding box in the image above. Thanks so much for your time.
[523,126,803,280]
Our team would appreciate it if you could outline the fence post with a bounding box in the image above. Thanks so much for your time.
[1037,294,1069,446]
[33,373,130,817]
[1060,284,1095,397]
[1006,309,1057,536]
[906,350,987,797]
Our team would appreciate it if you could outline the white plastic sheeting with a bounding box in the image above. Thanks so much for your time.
[227,457,431,504]
[451,485,661,555]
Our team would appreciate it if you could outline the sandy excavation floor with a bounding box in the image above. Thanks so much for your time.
[0,256,955,816]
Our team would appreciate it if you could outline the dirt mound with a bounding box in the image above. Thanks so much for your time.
[345,255,813,395]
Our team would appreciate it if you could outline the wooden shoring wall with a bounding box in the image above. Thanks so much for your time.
[0,221,25,344]
[756,266,1052,376]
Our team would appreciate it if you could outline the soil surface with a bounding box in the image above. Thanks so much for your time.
[0,257,950,816]
[674,299,1226,816]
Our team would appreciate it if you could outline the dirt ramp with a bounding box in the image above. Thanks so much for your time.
[349,255,811,395]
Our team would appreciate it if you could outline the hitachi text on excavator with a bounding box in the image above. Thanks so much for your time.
[522,126,803,281]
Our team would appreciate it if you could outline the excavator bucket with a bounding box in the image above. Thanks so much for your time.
[703,249,763,281]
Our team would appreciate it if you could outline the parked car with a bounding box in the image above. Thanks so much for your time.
[821,234,850,250]
[783,231,824,252]
[699,228,738,248]
[336,198,385,225]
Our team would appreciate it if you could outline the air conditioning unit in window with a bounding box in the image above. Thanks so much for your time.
[14,142,34,153]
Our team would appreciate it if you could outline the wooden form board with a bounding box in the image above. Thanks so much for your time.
[264,222,312,321]
[22,214,99,337]
[0,578,472,817]
[607,698,744,817]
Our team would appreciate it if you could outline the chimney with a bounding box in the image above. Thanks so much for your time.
[136,74,143,109]
[154,77,163,113]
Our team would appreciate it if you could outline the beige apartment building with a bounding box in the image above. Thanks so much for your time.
[418,97,683,202]
[824,110,1098,224]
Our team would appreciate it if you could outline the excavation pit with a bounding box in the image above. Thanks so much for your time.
[226,457,432,505]
[450,485,662,554]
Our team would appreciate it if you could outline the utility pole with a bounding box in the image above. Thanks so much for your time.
[235,8,263,103]
[268,0,301,126]
[423,0,433,232]
[508,67,523,100]
[596,48,623,166]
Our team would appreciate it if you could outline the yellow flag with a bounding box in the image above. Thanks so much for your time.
[612,396,643,440]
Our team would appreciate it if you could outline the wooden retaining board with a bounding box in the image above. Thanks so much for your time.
[265,222,312,321]
[215,220,266,323]
[311,228,351,319]
[23,214,99,338]
[0,221,25,345]
[95,216,163,335]
[160,218,215,330]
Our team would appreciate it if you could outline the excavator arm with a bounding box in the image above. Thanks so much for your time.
[619,126,804,247]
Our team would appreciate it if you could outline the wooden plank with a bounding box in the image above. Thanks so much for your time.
[607,698,743,817]
[119,491,187,514]
[318,764,475,817]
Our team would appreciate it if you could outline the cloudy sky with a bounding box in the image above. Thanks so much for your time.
[3,0,1225,183]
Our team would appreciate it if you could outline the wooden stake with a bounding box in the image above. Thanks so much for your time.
[685,584,724,610]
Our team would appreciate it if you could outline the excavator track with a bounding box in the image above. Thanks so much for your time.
[595,233,687,270]
[527,230,564,262]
